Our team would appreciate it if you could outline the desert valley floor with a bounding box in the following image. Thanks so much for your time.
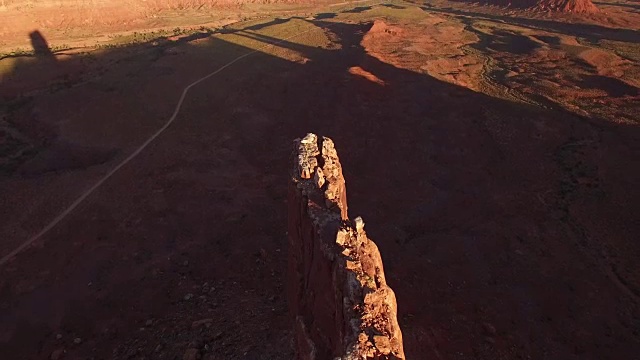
[1,0,639,359]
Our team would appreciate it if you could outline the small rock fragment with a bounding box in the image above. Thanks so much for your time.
[482,322,497,336]
[50,348,64,360]
[296,133,320,179]
[358,332,368,343]
[73,338,82,345]
[373,335,392,355]
[56,333,63,340]
[300,133,317,144]
[191,318,214,328]
[184,293,194,301]
[336,229,348,246]
[314,169,325,188]
[183,348,199,360]
[354,216,365,232]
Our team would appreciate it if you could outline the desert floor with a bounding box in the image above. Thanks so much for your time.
[1,0,639,359]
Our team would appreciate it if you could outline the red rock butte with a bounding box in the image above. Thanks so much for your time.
[288,133,405,359]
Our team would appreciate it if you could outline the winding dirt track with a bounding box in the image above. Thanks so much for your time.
[0,23,324,267]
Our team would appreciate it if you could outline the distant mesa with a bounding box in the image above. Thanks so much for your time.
[472,0,599,13]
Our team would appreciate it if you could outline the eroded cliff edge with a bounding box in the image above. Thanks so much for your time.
[288,133,405,360]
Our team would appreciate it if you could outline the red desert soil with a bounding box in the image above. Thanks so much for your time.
[1,1,639,359]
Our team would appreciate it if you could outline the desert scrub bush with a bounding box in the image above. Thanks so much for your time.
[136,0,223,12]
[51,44,71,52]
[0,48,34,59]
[131,0,282,15]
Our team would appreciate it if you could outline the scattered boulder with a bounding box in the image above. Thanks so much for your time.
[50,348,64,360]
[483,322,497,336]
[191,318,214,328]
[183,348,199,360]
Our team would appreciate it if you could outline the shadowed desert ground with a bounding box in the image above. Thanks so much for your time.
[1,0,639,359]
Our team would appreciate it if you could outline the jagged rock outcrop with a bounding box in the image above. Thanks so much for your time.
[474,0,598,13]
[288,133,405,360]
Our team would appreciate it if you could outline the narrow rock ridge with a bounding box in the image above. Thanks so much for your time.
[288,133,405,359]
